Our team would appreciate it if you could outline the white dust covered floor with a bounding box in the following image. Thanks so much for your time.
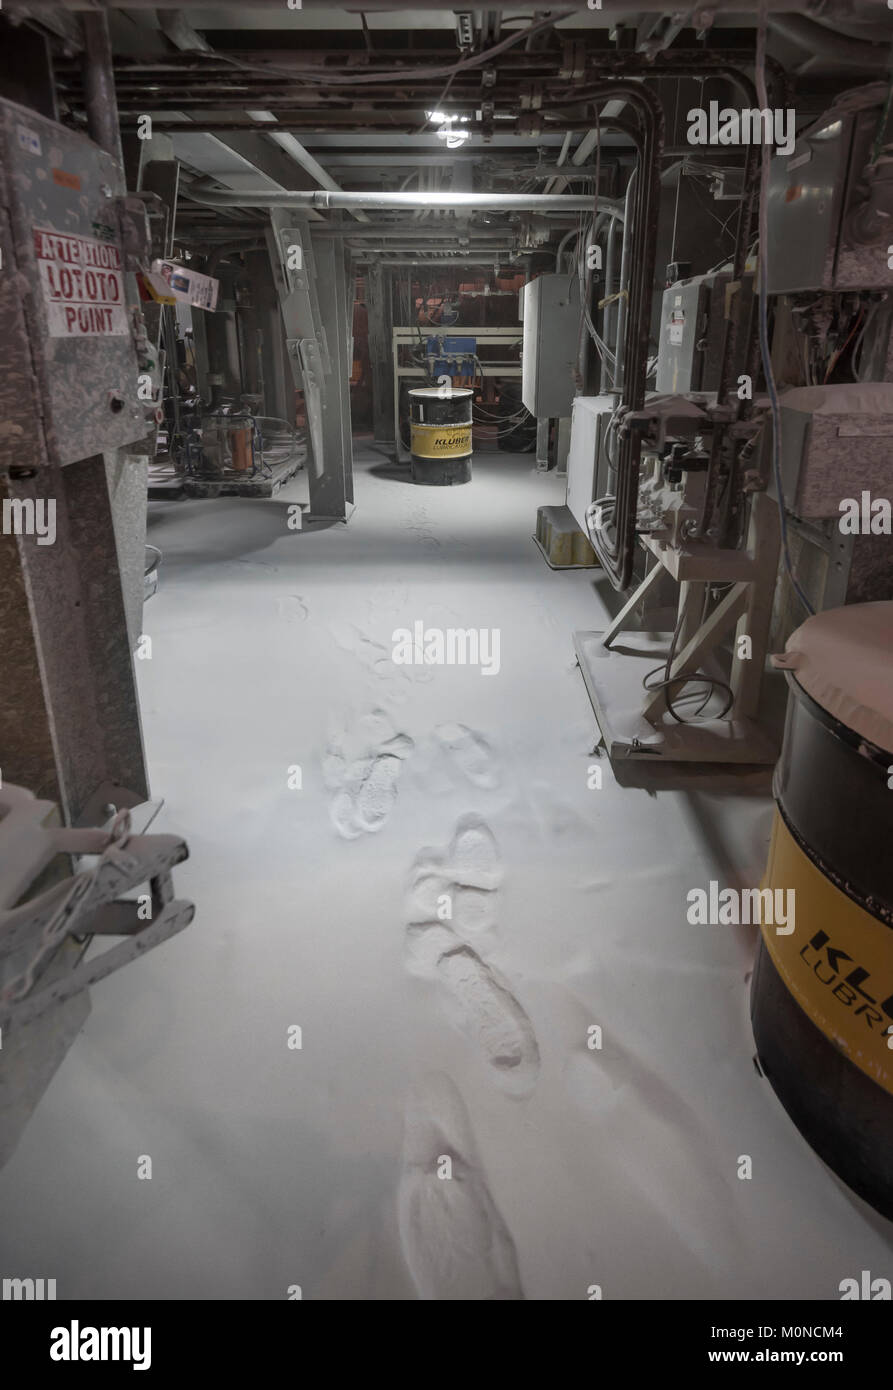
[0,446,890,1299]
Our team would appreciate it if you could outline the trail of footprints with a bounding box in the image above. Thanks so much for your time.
[399,817,537,1298]
[404,816,540,1099]
[326,703,534,1296]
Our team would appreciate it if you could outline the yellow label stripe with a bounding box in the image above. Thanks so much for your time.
[410,422,472,459]
[761,811,893,1095]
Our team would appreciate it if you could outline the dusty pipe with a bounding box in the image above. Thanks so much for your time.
[186,185,622,214]
[601,212,620,393]
[314,227,528,239]
[359,259,509,267]
[613,167,637,391]
[82,11,124,167]
[357,245,514,254]
[555,228,580,271]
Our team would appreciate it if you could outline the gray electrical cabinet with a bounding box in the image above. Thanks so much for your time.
[766,107,893,294]
[566,393,615,535]
[656,268,754,395]
[0,97,146,471]
[657,274,717,395]
[521,272,581,418]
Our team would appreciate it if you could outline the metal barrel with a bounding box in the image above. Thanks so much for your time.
[408,386,473,485]
[751,602,893,1217]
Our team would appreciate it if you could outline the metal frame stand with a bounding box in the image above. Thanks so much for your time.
[574,492,781,763]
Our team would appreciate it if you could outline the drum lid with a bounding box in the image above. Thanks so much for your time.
[773,601,893,753]
[407,387,473,399]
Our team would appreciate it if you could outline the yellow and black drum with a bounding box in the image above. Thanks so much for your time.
[408,386,473,485]
[751,601,893,1217]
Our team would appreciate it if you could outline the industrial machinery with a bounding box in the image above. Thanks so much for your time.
[0,83,194,1166]
[568,75,893,768]
[150,400,307,500]
[3,0,893,1292]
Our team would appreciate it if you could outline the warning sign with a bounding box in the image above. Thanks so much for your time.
[33,227,128,337]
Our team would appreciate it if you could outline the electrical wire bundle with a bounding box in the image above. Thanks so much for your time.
[642,587,735,725]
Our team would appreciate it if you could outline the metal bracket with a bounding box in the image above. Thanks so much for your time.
[0,783,194,1032]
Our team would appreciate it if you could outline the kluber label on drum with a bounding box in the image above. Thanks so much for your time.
[410,422,472,459]
[33,227,127,337]
[760,813,893,1096]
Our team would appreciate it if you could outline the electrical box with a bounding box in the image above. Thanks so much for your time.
[521,272,581,418]
[768,382,893,518]
[656,269,754,395]
[766,107,893,294]
[566,393,615,535]
[0,98,146,470]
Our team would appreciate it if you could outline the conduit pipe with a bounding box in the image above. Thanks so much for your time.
[185,185,623,214]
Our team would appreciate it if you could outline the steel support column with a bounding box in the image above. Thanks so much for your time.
[0,466,149,823]
[266,212,353,520]
[366,261,394,444]
[312,234,354,515]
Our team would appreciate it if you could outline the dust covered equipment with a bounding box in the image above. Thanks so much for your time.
[656,269,755,396]
[408,386,473,485]
[0,97,148,470]
[752,602,893,1218]
[521,273,581,418]
[201,411,255,477]
[766,92,893,296]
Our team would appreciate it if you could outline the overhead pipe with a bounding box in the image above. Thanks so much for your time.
[185,185,623,214]
[313,227,535,239]
[357,259,510,267]
[81,11,124,166]
[356,244,515,252]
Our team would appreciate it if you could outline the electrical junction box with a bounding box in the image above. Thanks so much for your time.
[766,106,893,294]
[566,393,616,535]
[656,268,753,396]
[521,272,581,418]
[0,98,146,471]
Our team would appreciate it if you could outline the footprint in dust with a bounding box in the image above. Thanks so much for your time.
[434,723,500,790]
[398,1072,524,1300]
[324,710,414,839]
[331,622,432,699]
[404,817,539,1097]
[278,594,308,623]
[407,929,540,1097]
